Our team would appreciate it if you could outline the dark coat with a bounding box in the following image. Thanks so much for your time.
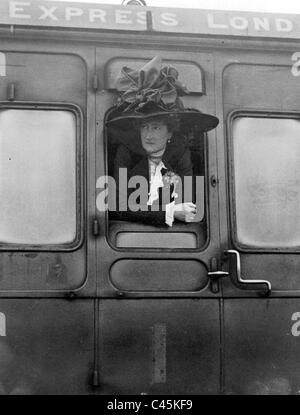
[112,138,193,227]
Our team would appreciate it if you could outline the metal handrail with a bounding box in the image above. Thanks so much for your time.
[225,249,271,294]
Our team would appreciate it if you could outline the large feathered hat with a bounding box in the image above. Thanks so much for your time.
[106,56,219,133]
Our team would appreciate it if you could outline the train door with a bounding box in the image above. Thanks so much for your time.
[218,46,300,394]
[0,45,96,394]
[95,48,223,394]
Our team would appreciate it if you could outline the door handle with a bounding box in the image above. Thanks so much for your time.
[207,257,229,294]
[224,249,271,295]
[208,271,229,278]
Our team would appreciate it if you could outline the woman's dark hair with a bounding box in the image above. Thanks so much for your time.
[133,115,180,133]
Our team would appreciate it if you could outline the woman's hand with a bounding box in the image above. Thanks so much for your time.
[174,202,197,223]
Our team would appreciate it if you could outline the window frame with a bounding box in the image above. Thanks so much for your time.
[103,108,211,253]
[227,109,300,253]
[0,102,84,252]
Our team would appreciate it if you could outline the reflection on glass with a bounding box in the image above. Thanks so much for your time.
[0,109,76,244]
[233,117,300,248]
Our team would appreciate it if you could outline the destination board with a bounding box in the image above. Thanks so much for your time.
[0,0,300,39]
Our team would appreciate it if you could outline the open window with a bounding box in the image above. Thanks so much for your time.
[102,57,211,250]
[105,114,208,250]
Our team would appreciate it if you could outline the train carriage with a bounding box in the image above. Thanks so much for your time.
[0,0,300,395]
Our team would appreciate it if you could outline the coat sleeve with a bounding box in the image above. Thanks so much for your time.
[116,208,168,227]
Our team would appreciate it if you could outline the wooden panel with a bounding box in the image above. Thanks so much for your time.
[224,299,300,394]
[99,299,220,394]
[0,300,93,394]
[110,259,208,291]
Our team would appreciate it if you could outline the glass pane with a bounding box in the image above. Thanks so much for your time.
[0,109,76,244]
[233,117,300,248]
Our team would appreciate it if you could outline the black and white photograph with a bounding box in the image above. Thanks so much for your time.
[0,0,300,402]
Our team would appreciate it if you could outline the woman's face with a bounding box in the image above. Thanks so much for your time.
[140,119,172,156]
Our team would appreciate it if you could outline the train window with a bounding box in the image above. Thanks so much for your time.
[106,124,207,250]
[232,115,300,249]
[0,109,77,245]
